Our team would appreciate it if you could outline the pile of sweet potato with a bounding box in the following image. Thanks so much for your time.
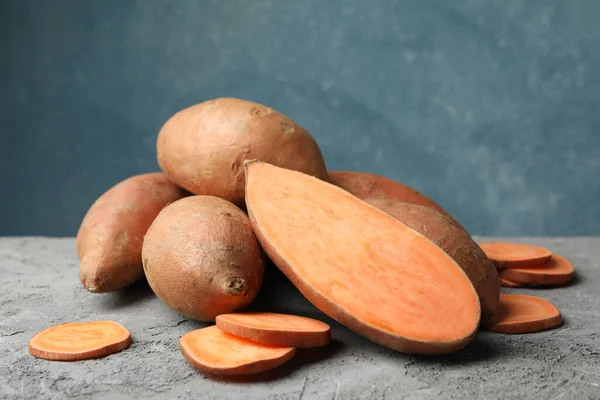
[30,97,575,374]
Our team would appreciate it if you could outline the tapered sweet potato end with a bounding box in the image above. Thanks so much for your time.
[79,252,143,294]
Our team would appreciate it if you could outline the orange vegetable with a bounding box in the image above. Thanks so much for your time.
[77,173,187,293]
[483,294,562,334]
[245,161,480,355]
[28,321,131,361]
[499,278,526,288]
[498,254,575,286]
[478,242,552,269]
[365,199,500,324]
[179,326,296,375]
[216,312,331,348]
[142,196,265,322]
[328,170,462,227]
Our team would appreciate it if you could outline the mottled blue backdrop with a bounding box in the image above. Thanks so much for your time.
[1,0,599,236]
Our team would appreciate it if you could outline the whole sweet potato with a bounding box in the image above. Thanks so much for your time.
[76,173,186,293]
[329,171,462,228]
[142,195,265,321]
[157,97,328,207]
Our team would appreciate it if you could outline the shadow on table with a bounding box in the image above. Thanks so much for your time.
[405,335,502,366]
[95,277,156,310]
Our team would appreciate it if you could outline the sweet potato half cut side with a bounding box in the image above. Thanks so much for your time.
[483,294,562,334]
[28,321,131,361]
[245,161,480,355]
[479,242,552,269]
[365,199,500,324]
[216,312,331,348]
[498,254,575,286]
[179,326,296,375]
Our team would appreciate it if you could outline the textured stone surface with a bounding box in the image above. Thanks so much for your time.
[1,237,599,399]
[2,0,600,236]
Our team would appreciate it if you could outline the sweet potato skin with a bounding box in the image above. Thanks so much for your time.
[142,195,265,322]
[329,171,462,227]
[76,173,186,293]
[157,97,328,207]
[366,199,500,323]
[245,161,479,355]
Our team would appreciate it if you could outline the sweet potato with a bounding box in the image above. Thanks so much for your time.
[328,171,462,227]
[76,173,187,293]
[498,254,575,286]
[157,97,328,207]
[180,326,295,375]
[365,199,500,324]
[28,321,131,361]
[216,312,331,348]
[479,242,552,269]
[142,195,265,321]
[483,294,562,334]
[245,161,480,355]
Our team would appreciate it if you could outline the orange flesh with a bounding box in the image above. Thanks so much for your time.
[483,294,562,334]
[216,312,331,348]
[246,162,480,351]
[179,326,296,375]
[499,278,526,288]
[479,242,552,269]
[498,254,575,285]
[28,321,131,361]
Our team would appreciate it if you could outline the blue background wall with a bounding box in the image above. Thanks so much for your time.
[1,0,599,237]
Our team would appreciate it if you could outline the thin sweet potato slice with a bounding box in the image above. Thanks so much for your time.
[179,325,296,375]
[479,242,552,269]
[483,294,562,334]
[216,312,331,348]
[245,161,480,355]
[499,278,526,288]
[498,254,575,286]
[28,321,131,361]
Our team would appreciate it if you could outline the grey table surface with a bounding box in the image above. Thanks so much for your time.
[1,237,599,400]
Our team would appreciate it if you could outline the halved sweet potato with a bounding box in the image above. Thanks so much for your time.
[245,161,480,355]
[365,199,500,324]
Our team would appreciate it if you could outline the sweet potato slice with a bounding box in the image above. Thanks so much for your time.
[499,278,526,288]
[478,242,552,269]
[28,321,131,361]
[179,326,296,375]
[365,199,500,324]
[328,170,462,227]
[216,312,331,348]
[483,294,562,334]
[498,254,575,286]
[245,161,480,355]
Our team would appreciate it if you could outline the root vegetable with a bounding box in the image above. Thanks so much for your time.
[216,312,331,348]
[365,199,499,324]
[245,161,480,355]
[77,173,187,293]
[478,242,552,269]
[142,196,265,321]
[498,254,575,286]
[328,171,461,227]
[157,97,328,207]
[483,294,562,334]
[179,326,295,375]
[28,321,131,361]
